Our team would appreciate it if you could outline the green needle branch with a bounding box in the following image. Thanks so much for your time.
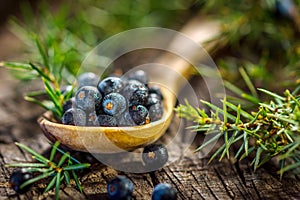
[175,87,300,179]
[6,142,90,200]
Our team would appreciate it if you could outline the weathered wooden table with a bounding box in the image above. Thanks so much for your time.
[1,27,300,200]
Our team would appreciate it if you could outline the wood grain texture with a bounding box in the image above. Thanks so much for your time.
[1,67,300,200]
[1,22,300,200]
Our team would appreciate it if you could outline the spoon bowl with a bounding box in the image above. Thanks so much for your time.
[38,86,176,153]
[37,18,220,153]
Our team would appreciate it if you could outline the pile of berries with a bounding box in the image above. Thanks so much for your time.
[62,70,164,127]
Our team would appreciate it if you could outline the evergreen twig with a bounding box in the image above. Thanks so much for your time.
[6,142,90,200]
[175,86,300,178]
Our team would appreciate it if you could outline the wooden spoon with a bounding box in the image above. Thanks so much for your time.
[38,18,220,153]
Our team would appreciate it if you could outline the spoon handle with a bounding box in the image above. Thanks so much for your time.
[148,17,220,95]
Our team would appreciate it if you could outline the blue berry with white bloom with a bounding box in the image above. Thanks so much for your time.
[125,69,149,85]
[62,108,86,126]
[75,86,102,112]
[107,175,133,200]
[117,111,136,126]
[102,93,127,116]
[146,93,161,107]
[62,97,76,113]
[122,80,149,106]
[9,168,33,194]
[98,114,118,127]
[149,103,164,122]
[77,72,99,87]
[142,144,168,169]
[152,183,177,200]
[149,85,163,100]
[98,77,124,95]
[129,105,150,125]
[87,111,99,126]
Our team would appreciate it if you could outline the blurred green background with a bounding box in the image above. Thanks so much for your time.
[0,0,300,95]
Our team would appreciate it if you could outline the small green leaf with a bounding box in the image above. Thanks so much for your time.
[239,67,258,98]
[29,63,51,82]
[15,142,49,165]
[224,81,260,104]
[292,85,300,95]
[226,101,254,120]
[32,155,50,164]
[197,107,208,118]
[0,61,32,70]
[279,159,286,180]
[266,113,298,125]
[56,147,81,164]
[244,132,249,156]
[24,96,53,112]
[43,78,59,99]
[240,93,260,104]
[43,79,63,116]
[254,147,263,171]
[64,171,71,185]
[232,133,244,144]
[50,141,60,162]
[25,90,47,97]
[202,100,236,122]
[235,104,241,125]
[195,130,223,152]
[224,130,229,159]
[58,152,70,167]
[44,175,57,193]
[5,163,47,168]
[278,160,300,174]
[257,154,271,168]
[258,88,285,101]
[258,143,268,151]
[193,125,213,132]
[235,141,245,160]
[224,80,245,96]
[208,144,225,163]
[222,97,228,128]
[240,146,255,161]
[20,171,54,189]
[25,168,52,173]
[55,172,61,200]
[280,142,297,155]
[289,93,300,108]
[63,163,91,171]
[33,35,50,70]
[72,170,82,193]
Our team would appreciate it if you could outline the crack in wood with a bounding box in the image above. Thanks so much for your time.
[149,171,159,186]
[160,167,186,200]
[234,161,247,186]
[190,184,206,200]
[213,167,235,199]
[202,173,219,200]
[251,179,263,200]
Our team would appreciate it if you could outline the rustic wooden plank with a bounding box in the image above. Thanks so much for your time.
[1,35,300,200]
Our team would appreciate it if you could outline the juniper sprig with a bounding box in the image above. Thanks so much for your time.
[175,85,300,178]
[6,142,90,199]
